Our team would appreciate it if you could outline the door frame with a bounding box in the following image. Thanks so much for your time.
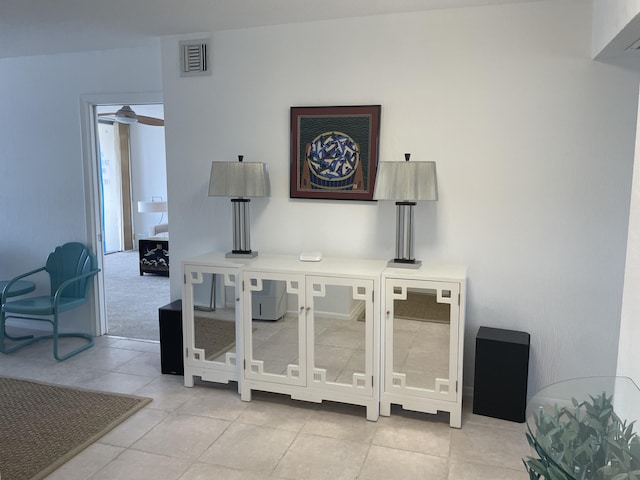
[80,92,163,336]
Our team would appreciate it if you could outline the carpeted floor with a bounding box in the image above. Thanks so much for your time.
[0,376,151,480]
[104,250,170,341]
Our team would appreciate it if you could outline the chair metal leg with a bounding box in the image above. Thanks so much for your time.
[0,312,33,354]
[0,318,44,354]
[0,313,94,361]
[53,333,94,361]
[52,312,94,361]
[0,313,51,355]
[0,311,5,354]
[1,307,34,341]
[4,331,35,341]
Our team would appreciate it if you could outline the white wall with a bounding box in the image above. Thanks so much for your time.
[618,91,640,385]
[592,0,640,389]
[129,105,168,241]
[0,45,162,332]
[162,0,640,395]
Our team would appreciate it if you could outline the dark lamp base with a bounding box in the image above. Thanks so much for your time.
[387,259,422,269]
[226,250,258,259]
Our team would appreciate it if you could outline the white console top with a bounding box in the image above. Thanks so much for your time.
[384,263,467,282]
[246,254,387,278]
[183,251,466,282]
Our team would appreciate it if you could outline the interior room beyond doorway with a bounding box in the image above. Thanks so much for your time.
[96,103,169,341]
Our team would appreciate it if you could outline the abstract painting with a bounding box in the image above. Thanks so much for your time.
[290,105,381,200]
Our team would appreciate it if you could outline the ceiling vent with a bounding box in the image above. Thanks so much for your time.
[180,40,210,77]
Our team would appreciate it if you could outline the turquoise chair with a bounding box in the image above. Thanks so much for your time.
[0,242,100,361]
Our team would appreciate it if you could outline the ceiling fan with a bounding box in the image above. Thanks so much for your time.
[98,105,164,126]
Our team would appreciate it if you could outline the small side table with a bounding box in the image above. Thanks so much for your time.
[0,280,36,298]
[139,238,169,276]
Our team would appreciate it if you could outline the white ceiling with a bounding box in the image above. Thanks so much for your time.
[0,0,544,59]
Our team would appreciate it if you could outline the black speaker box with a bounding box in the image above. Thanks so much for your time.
[159,299,184,375]
[473,326,530,423]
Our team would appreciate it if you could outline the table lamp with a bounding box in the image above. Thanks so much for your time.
[373,153,438,268]
[138,198,167,225]
[208,155,271,258]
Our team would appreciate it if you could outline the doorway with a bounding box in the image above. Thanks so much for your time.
[89,101,169,341]
[96,119,133,254]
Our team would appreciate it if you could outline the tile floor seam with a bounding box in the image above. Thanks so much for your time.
[371,443,454,462]
[449,451,529,473]
[191,416,237,465]
[126,441,204,462]
[266,419,306,476]
[173,459,194,480]
[85,443,131,480]
[371,441,453,458]
[354,442,374,479]
[264,428,300,478]
[139,404,181,415]
[124,448,195,480]
[362,444,451,480]
[451,458,530,472]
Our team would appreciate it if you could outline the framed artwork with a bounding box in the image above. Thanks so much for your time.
[290,105,381,200]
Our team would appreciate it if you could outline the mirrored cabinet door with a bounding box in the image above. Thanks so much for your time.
[243,271,306,386]
[192,272,239,364]
[183,264,242,387]
[307,276,374,394]
[384,279,460,401]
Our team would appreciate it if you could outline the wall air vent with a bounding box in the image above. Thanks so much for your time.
[180,39,210,77]
[626,36,640,51]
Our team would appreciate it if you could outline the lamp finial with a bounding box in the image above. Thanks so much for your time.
[404,153,411,162]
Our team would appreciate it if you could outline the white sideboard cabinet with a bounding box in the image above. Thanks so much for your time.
[380,265,467,428]
[181,252,466,425]
[240,255,385,421]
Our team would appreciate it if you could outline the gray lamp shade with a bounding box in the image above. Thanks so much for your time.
[208,161,271,198]
[373,161,438,202]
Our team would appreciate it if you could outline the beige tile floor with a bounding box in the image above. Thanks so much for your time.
[0,334,532,480]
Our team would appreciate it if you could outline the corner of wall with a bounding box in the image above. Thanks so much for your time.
[592,0,640,59]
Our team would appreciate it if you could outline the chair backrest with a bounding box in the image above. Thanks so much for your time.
[45,242,98,299]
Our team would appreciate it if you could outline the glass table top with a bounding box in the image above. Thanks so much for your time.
[525,376,640,480]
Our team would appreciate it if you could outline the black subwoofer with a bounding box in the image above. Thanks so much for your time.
[473,326,530,423]
[159,299,184,375]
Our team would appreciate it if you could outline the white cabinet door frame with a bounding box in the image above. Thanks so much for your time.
[383,278,460,402]
[243,271,307,387]
[306,275,375,397]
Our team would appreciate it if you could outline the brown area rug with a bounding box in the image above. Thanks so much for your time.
[394,292,450,323]
[0,376,151,480]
